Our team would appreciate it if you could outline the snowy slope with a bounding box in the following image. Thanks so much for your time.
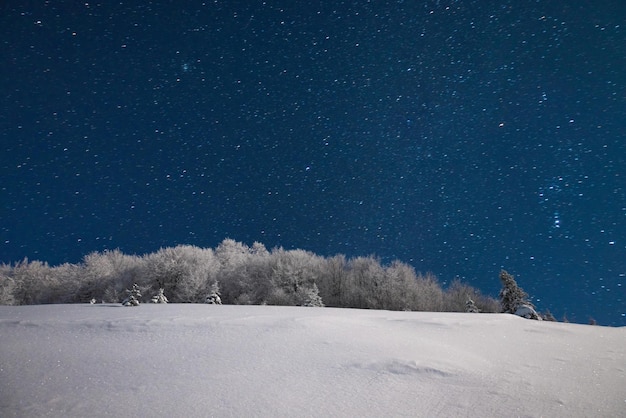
[1,304,624,417]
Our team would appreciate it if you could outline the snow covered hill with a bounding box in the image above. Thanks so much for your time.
[1,304,624,417]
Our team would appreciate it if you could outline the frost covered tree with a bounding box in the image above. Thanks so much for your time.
[300,283,324,307]
[316,254,348,307]
[0,265,16,305]
[151,288,168,303]
[442,279,501,313]
[381,260,420,311]
[144,245,218,303]
[215,239,254,303]
[269,248,323,306]
[81,249,144,304]
[122,283,141,306]
[343,256,385,309]
[412,272,444,312]
[11,259,57,305]
[498,270,540,320]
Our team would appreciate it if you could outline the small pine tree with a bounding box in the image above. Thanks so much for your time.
[465,297,479,313]
[542,310,557,321]
[151,288,168,304]
[122,283,141,307]
[205,282,222,304]
[301,283,324,307]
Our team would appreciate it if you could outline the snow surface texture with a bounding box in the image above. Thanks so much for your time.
[1,305,624,417]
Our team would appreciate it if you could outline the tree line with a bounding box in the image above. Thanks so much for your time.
[0,238,503,312]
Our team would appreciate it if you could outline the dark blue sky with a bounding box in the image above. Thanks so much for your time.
[2,1,625,324]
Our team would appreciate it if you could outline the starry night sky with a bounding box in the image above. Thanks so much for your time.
[2,1,625,324]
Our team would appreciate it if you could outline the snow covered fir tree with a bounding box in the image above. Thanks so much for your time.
[465,298,479,313]
[122,283,141,307]
[205,282,222,304]
[151,288,168,304]
[498,270,540,320]
[301,283,324,307]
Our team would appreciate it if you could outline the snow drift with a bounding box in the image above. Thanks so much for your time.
[1,304,624,417]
